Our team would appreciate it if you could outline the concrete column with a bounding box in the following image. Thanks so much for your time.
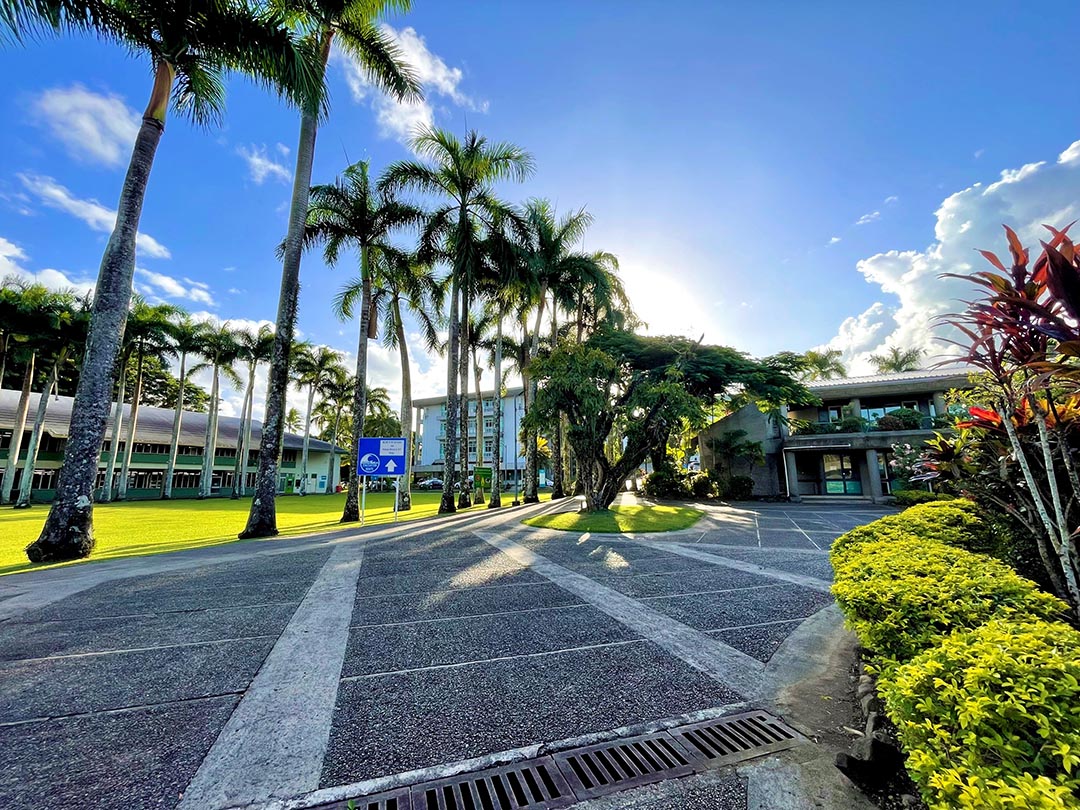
[865,448,884,502]
[784,451,801,502]
[932,392,947,420]
[848,397,862,419]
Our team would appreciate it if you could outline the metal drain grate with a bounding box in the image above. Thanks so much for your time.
[675,710,800,766]
[311,786,412,810]
[419,757,573,810]
[552,732,697,800]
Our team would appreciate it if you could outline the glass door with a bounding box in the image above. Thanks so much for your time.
[823,453,863,495]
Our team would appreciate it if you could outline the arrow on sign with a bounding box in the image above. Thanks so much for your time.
[386,460,398,473]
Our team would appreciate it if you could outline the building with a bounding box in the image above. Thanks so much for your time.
[0,389,345,502]
[413,387,540,486]
[698,368,972,503]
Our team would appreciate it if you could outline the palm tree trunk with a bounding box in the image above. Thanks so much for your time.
[199,367,220,498]
[440,277,461,514]
[240,36,329,539]
[522,288,548,504]
[28,63,171,563]
[341,264,372,522]
[99,356,129,504]
[15,350,68,509]
[161,350,186,499]
[472,349,486,504]
[232,366,255,498]
[299,383,315,495]
[488,319,503,509]
[394,297,412,511]
[327,409,341,494]
[116,349,145,500]
[458,296,472,509]
[550,309,565,500]
[2,354,34,504]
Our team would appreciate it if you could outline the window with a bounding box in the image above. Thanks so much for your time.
[215,447,237,458]
[30,468,58,491]
[126,469,163,490]
[40,434,66,453]
[172,470,200,489]
[282,449,298,463]
[132,442,170,455]
[821,406,842,423]
[178,445,202,456]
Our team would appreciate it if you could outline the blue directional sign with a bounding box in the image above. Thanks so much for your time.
[356,437,408,477]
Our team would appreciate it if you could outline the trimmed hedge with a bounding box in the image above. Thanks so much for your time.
[881,619,1080,809]
[831,499,997,560]
[891,489,956,507]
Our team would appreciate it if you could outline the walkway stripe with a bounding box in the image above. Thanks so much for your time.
[178,538,367,810]
[475,531,767,702]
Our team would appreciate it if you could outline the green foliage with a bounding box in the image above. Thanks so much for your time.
[874,406,925,431]
[892,489,955,507]
[726,475,754,500]
[690,472,716,499]
[831,500,996,560]
[643,467,691,499]
[880,619,1080,810]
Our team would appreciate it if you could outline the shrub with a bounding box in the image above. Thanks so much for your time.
[892,489,955,507]
[643,468,690,499]
[690,472,716,499]
[726,475,754,500]
[831,500,996,561]
[831,535,1066,665]
[880,619,1080,810]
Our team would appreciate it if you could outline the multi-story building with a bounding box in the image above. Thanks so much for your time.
[412,387,539,486]
[698,368,972,503]
[0,389,344,502]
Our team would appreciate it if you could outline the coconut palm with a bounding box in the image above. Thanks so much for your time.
[314,366,352,492]
[869,346,924,374]
[381,127,534,514]
[197,324,241,499]
[293,344,344,494]
[802,348,847,381]
[304,161,424,520]
[242,1,420,539]
[160,316,211,498]
[230,324,275,498]
[285,407,302,433]
[15,0,326,561]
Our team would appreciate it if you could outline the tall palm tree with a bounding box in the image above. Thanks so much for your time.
[161,316,211,498]
[802,348,847,381]
[314,366,352,493]
[16,0,325,562]
[230,324,275,498]
[381,127,534,514]
[293,344,343,495]
[285,407,302,433]
[305,161,424,519]
[242,1,419,539]
[197,324,241,499]
[869,346,924,374]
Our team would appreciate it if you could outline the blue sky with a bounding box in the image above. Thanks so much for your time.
[3,1,1080,414]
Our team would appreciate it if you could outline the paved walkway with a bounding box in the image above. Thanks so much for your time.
[0,497,890,809]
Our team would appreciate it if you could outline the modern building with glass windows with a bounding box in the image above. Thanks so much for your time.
[0,389,345,502]
[697,368,972,502]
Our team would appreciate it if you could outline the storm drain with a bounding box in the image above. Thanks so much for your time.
[324,709,802,809]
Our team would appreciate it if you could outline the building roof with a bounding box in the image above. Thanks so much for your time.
[0,389,342,453]
[413,386,525,408]
[803,367,974,398]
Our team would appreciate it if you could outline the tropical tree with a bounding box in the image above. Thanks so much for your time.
[241,1,419,539]
[197,324,241,499]
[160,316,211,498]
[802,348,847,381]
[381,127,534,514]
[293,344,344,494]
[313,366,352,492]
[16,0,326,561]
[285,407,302,432]
[303,161,423,518]
[869,346,924,374]
[230,324,275,498]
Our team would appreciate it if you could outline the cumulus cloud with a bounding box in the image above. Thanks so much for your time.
[827,236,842,245]
[0,236,95,295]
[236,144,291,184]
[855,210,881,225]
[335,24,486,147]
[824,138,1080,374]
[18,173,171,259]
[32,85,139,167]
[135,268,216,306]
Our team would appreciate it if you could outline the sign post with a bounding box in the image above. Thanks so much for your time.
[356,437,409,526]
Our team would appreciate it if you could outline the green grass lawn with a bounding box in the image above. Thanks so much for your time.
[523,504,703,534]
[0,490,537,577]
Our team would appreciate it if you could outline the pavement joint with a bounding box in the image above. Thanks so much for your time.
[0,689,245,729]
[637,541,834,593]
[0,633,281,664]
[347,601,591,629]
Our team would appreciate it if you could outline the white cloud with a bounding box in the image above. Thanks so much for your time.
[18,173,171,259]
[0,236,95,295]
[32,84,139,168]
[827,236,842,245]
[236,144,291,184]
[855,210,881,225]
[826,139,1080,373]
[883,195,899,205]
[136,268,216,306]
[335,24,486,147]
[974,148,985,160]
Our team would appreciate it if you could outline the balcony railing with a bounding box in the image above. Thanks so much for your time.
[791,414,949,437]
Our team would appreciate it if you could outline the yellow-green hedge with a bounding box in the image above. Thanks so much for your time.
[831,499,997,561]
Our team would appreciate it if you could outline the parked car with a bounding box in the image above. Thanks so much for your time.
[418,478,443,490]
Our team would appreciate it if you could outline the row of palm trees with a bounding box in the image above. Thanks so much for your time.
[800,346,925,381]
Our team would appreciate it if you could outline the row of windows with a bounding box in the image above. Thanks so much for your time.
[3,436,300,464]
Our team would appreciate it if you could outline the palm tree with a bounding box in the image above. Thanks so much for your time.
[285,407,302,433]
[381,127,534,514]
[197,324,241,499]
[16,0,325,561]
[305,161,424,520]
[230,324,275,498]
[293,344,343,495]
[242,1,419,539]
[802,348,847,381]
[314,366,352,493]
[869,346,924,374]
[161,316,211,498]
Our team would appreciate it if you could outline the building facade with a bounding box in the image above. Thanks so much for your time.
[0,389,344,502]
[698,368,972,503]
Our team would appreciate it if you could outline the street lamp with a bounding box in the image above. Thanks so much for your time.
[512,393,522,506]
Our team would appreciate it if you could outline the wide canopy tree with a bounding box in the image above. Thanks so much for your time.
[525,329,810,512]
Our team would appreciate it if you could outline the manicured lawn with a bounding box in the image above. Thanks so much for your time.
[0,490,536,577]
[523,504,703,533]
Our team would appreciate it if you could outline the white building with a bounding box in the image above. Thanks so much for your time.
[413,387,532,485]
